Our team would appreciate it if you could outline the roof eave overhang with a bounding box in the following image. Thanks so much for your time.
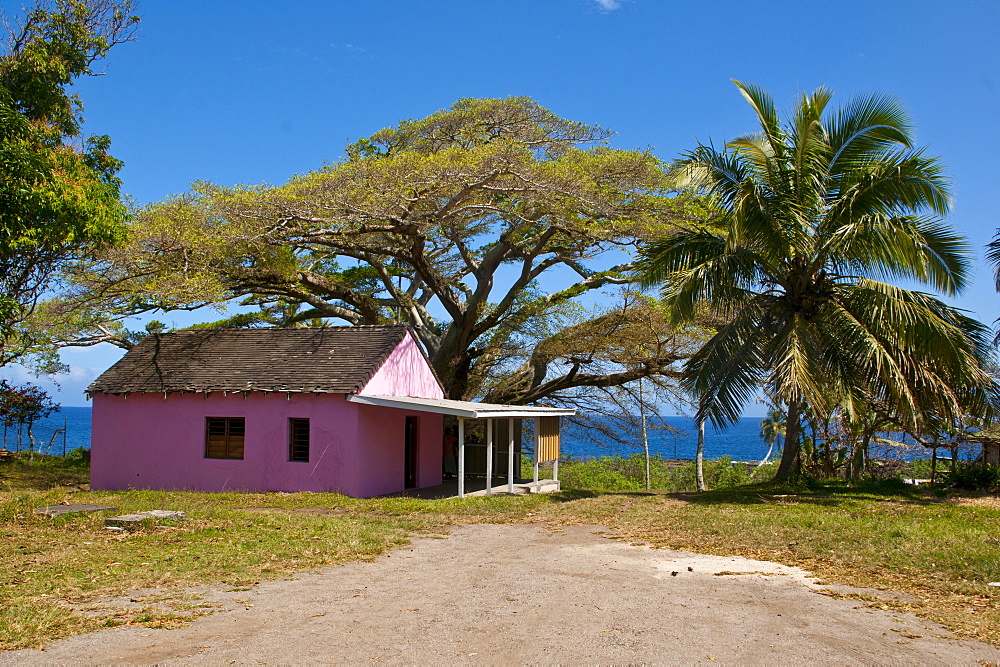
[346,394,576,419]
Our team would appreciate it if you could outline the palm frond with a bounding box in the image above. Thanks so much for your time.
[732,81,785,160]
[685,308,771,426]
[987,231,1000,292]
[821,215,970,296]
[826,92,913,176]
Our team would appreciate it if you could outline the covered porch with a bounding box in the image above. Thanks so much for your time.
[346,395,574,497]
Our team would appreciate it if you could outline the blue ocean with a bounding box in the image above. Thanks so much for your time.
[6,407,775,462]
[563,416,773,462]
[1,406,94,455]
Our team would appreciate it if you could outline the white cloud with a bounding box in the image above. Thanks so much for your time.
[0,363,101,407]
[594,0,622,10]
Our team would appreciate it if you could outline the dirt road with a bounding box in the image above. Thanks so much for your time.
[4,523,998,664]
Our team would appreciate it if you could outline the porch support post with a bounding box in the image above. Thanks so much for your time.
[458,417,466,498]
[507,417,515,494]
[533,417,540,485]
[486,418,494,496]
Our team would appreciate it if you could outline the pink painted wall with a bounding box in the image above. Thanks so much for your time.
[359,332,444,399]
[354,404,443,497]
[91,337,445,497]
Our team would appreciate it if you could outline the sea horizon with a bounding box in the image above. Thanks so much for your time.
[7,406,779,462]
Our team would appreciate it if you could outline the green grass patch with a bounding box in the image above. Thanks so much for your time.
[0,450,90,490]
[3,454,999,651]
[0,455,547,650]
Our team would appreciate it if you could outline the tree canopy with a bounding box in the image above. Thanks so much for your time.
[52,97,708,411]
[638,81,998,478]
[0,0,137,368]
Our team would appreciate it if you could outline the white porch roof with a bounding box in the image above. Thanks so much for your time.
[346,394,575,419]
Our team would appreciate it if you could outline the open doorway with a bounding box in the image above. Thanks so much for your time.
[404,416,419,489]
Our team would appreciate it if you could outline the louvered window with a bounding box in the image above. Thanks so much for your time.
[289,418,310,462]
[205,417,245,459]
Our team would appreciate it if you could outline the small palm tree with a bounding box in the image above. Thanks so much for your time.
[758,407,786,466]
[639,82,997,479]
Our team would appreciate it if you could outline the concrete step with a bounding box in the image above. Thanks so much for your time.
[105,510,186,529]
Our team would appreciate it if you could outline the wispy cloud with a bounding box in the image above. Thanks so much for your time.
[594,0,622,10]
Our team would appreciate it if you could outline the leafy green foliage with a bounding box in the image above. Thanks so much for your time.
[944,463,1000,492]
[0,380,58,454]
[0,380,57,429]
[554,454,758,492]
[52,97,708,413]
[0,0,137,366]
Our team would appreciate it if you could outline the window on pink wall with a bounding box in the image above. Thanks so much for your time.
[289,418,310,462]
[205,417,245,459]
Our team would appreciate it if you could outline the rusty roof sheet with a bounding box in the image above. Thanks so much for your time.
[87,325,411,395]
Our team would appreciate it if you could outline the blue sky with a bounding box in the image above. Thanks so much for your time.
[3,0,999,414]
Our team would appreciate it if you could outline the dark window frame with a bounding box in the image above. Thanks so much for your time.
[205,417,245,460]
[288,417,310,462]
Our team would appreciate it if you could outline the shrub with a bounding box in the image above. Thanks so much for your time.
[554,455,761,493]
[944,463,1000,492]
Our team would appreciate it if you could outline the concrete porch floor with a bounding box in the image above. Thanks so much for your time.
[389,478,560,499]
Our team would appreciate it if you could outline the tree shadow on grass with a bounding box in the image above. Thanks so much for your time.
[670,478,947,507]
[548,489,659,503]
[551,478,948,507]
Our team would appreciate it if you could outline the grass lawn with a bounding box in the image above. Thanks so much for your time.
[2,454,998,651]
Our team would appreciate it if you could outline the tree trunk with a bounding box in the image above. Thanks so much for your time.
[775,398,803,479]
[696,415,706,492]
[849,431,871,481]
[639,379,650,491]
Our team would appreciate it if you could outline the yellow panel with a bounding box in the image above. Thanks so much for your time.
[537,416,560,462]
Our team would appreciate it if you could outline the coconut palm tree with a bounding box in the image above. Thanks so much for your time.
[639,82,997,479]
[758,407,785,466]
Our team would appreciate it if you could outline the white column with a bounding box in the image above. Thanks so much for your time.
[458,417,466,498]
[533,417,540,485]
[485,418,493,496]
[507,417,515,494]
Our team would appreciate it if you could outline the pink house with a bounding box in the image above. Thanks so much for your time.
[88,325,447,498]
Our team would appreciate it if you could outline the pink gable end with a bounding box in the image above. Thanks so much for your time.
[358,332,444,399]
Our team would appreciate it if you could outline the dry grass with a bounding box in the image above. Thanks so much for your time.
[529,482,1000,646]
[0,455,548,650]
[2,455,999,650]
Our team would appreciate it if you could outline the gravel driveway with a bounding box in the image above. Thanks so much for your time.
[3,523,998,664]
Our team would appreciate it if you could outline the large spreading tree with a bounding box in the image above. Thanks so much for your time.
[638,82,998,478]
[51,97,707,410]
[0,0,137,368]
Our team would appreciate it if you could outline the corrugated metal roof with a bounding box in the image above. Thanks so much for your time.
[87,325,412,395]
[346,395,576,418]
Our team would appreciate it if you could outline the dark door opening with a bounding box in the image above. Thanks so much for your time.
[404,416,419,489]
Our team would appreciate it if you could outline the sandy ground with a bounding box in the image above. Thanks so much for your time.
[3,523,999,665]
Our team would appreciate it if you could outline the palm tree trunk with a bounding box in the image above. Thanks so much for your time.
[759,440,775,466]
[775,398,803,479]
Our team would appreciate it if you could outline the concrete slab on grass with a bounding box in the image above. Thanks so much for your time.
[105,510,186,528]
[35,504,118,517]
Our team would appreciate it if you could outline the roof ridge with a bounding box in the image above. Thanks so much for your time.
[87,325,420,395]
